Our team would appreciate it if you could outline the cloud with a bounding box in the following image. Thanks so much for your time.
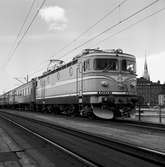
[39,6,67,31]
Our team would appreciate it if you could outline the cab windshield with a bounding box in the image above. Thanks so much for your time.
[94,58,118,71]
[121,59,136,73]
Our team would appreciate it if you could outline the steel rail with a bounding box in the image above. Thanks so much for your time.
[0,111,165,166]
[0,114,100,167]
[112,119,165,132]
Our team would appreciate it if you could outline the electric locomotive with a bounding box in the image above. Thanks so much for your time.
[36,48,137,119]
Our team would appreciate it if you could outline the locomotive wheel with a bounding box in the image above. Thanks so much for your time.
[93,106,114,119]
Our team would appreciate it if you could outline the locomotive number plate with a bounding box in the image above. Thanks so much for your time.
[98,91,112,95]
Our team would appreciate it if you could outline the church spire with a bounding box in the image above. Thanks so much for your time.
[143,52,150,81]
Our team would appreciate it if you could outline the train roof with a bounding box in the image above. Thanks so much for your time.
[38,48,135,79]
[38,59,78,79]
[78,48,135,58]
[0,80,34,96]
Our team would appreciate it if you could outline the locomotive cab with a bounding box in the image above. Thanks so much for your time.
[79,49,137,119]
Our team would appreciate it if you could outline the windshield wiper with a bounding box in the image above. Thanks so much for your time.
[103,64,113,72]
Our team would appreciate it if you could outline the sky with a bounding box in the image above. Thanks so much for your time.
[0,0,165,94]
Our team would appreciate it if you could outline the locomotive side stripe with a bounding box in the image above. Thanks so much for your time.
[37,75,115,91]
[36,91,130,100]
[36,91,98,99]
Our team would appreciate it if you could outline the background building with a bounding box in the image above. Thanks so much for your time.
[137,78,165,106]
[158,93,165,106]
[137,56,165,106]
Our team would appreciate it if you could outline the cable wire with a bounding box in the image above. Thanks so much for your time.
[23,0,162,79]
[93,6,165,47]
[16,0,163,79]
[52,0,128,56]
[28,4,165,80]
[5,0,46,66]
[14,0,36,46]
[57,0,159,59]
[2,0,36,69]
[24,0,128,78]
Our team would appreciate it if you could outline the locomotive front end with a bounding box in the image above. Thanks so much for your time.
[80,49,137,119]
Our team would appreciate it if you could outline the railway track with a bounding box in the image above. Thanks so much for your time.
[0,113,99,167]
[113,119,165,132]
[0,111,165,167]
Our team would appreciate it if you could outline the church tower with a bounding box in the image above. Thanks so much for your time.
[143,54,150,81]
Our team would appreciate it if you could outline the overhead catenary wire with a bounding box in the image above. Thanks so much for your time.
[56,0,159,60]
[2,0,36,69]
[92,6,165,47]
[52,0,128,56]
[26,3,165,80]
[17,0,161,80]
[14,0,36,46]
[5,0,47,67]
[19,0,128,79]
[31,0,128,72]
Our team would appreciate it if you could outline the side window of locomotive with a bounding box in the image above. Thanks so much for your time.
[94,58,118,71]
[83,59,90,72]
[121,59,135,73]
[121,60,127,71]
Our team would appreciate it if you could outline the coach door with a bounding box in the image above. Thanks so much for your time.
[76,63,83,104]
